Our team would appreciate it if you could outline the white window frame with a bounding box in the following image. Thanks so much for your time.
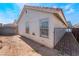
[40,18,49,38]
[26,21,29,33]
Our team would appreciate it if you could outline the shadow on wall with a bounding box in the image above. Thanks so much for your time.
[19,36,59,56]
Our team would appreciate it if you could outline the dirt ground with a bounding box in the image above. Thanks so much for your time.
[0,35,68,56]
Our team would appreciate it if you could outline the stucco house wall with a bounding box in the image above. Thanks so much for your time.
[18,6,68,48]
[52,15,67,45]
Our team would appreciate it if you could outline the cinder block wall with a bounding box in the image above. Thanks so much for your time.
[0,26,17,35]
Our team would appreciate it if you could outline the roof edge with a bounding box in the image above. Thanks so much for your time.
[17,5,68,27]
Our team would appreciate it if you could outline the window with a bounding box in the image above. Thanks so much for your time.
[26,22,29,33]
[40,19,49,38]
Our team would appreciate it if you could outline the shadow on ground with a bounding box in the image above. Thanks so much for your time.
[19,36,63,56]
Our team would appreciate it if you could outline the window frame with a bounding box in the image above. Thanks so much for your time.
[26,21,29,34]
[39,18,49,38]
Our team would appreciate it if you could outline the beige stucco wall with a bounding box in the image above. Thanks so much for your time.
[18,8,67,48]
[52,14,67,45]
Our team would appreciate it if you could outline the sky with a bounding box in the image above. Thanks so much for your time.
[0,3,79,25]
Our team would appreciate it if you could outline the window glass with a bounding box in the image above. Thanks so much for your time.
[26,22,29,33]
[40,19,49,38]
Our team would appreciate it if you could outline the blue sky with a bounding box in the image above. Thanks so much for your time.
[0,3,79,25]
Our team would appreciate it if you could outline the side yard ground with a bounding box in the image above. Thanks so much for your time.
[0,35,68,56]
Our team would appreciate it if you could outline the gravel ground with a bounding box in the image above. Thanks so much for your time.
[0,35,40,56]
[0,35,68,56]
